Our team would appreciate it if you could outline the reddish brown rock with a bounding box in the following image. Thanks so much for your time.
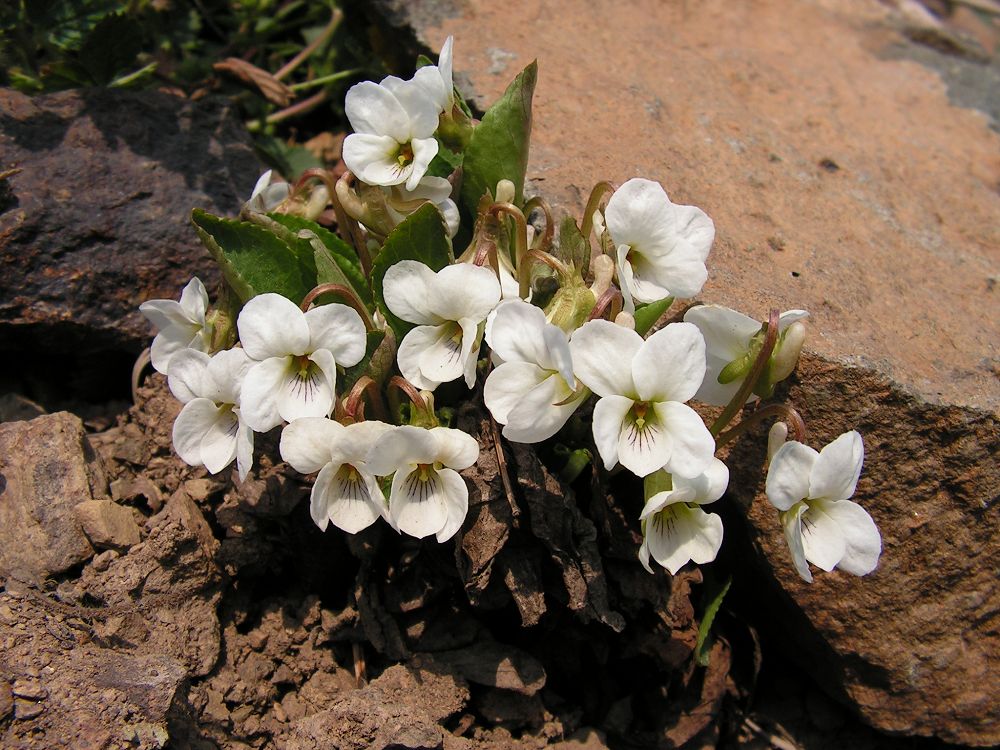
[374,0,1000,745]
[74,498,142,550]
[0,412,104,582]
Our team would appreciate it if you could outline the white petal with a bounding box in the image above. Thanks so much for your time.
[345,80,410,141]
[781,503,814,583]
[617,403,672,478]
[632,322,706,403]
[250,170,273,201]
[439,198,460,238]
[672,203,715,262]
[149,325,200,374]
[343,133,409,187]
[206,347,254,406]
[591,394,634,471]
[673,457,730,505]
[167,348,211,403]
[800,503,847,572]
[305,303,367,367]
[406,137,440,191]
[389,467,450,539]
[820,499,881,576]
[238,294,310,360]
[179,276,209,320]
[428,263,502,323]
[655,401,714,479]
[240,357,291,432]
[200,409,239,474]
[485,299,550,365]
[439,37,454,98]
[616,245,637,315]
[383,260,442,325]
[366,425,439,476]
[276,350,336,423]
[397,323,463,390]
[280,417,344,474]
[484,361,549,425]
[646,504,723,575]
[313,463,386,534]
[172,398,220,467]
[434,468,469,542]
[402,175,453,203]
[766,441,819,511]
[683,305,761,362]
[380,74,440,137]
[605,178,674,253]
[540,324,575,388]
[503,374,582,444]
[639,484,692,521]
[778,309,810,331]
[429,426,479,470]
[634,249,707,300]
[235,418,254,481]
[569,319,641,398]
[333,421,396,466]
[139,299,192,334]
[638,537,654,574]
[810,431,864,503]
[458,317,482,388]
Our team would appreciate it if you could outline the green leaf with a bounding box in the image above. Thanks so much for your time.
[634,297,675,337]
[372,203,453,339]
[266,214,373,309]
[424,141,463,179]
[460,60,536,218]
[695,575,732,667]
[192,209,315,304]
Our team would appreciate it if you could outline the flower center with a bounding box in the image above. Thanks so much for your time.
[289,355,321,402]
[396,142,415,167]
[335,464,368,502]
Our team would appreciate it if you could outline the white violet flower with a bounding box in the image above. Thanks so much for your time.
[384,261,501,391]
[280,418,395,534]
[139,277,211,374]
[237,294,367,432]
[483,299,586,443]
[639,458,729,575]
[570,319,714,478]
[604,178,714,313]
[245,169,291,214]
[765,431,881,583]
[366,425,479,542]
[386,176,460,238]
[683,304,808,406]
[342,75,440,191]
[167,347,255,480]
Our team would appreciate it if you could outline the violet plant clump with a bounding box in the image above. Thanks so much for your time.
[138,36,881,590]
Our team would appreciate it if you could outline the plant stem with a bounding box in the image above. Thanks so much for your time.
[580,181,615,241]
[300,283,375,331]
[491,203,530,298]
[289,68,361,92]
[715,403,807,450]
[275,8,343,81]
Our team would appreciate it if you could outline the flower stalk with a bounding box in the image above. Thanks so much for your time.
[709,309,779,438]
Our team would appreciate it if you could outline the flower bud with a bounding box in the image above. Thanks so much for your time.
[614,310,635,330]
[589,254,615,298]
[770,321,807,383]
[544,276,596,334]
[495,179,516,205]
[767,421,788,461]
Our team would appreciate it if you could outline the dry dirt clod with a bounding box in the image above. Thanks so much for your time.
[75,498,142,550]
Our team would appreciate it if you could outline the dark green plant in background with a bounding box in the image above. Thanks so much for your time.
[0,0,377,173]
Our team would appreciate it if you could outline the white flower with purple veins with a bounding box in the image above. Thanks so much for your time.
[683,305,808,406]
[237,294,366,432]
[342,75,440,191]
[139,277,211,374]
[280,418,394,534]
[245,169,291,214]
[604,178,714,314]
[766,431,881,583]
[639,458,729,575]
[366,425,479,542]
[570,319,715,478]
[483,299,586,443]
[167,347,254,480]
[384,261,501,391]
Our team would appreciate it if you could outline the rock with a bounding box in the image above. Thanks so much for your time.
[0,393,45,423]
[432,641,546,696]
[0,590,187,747]
[0,412,104,581]
[371,0,1000,744]
[279,661,468,750]
[0,87,261,359]
[74,499,141,550]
